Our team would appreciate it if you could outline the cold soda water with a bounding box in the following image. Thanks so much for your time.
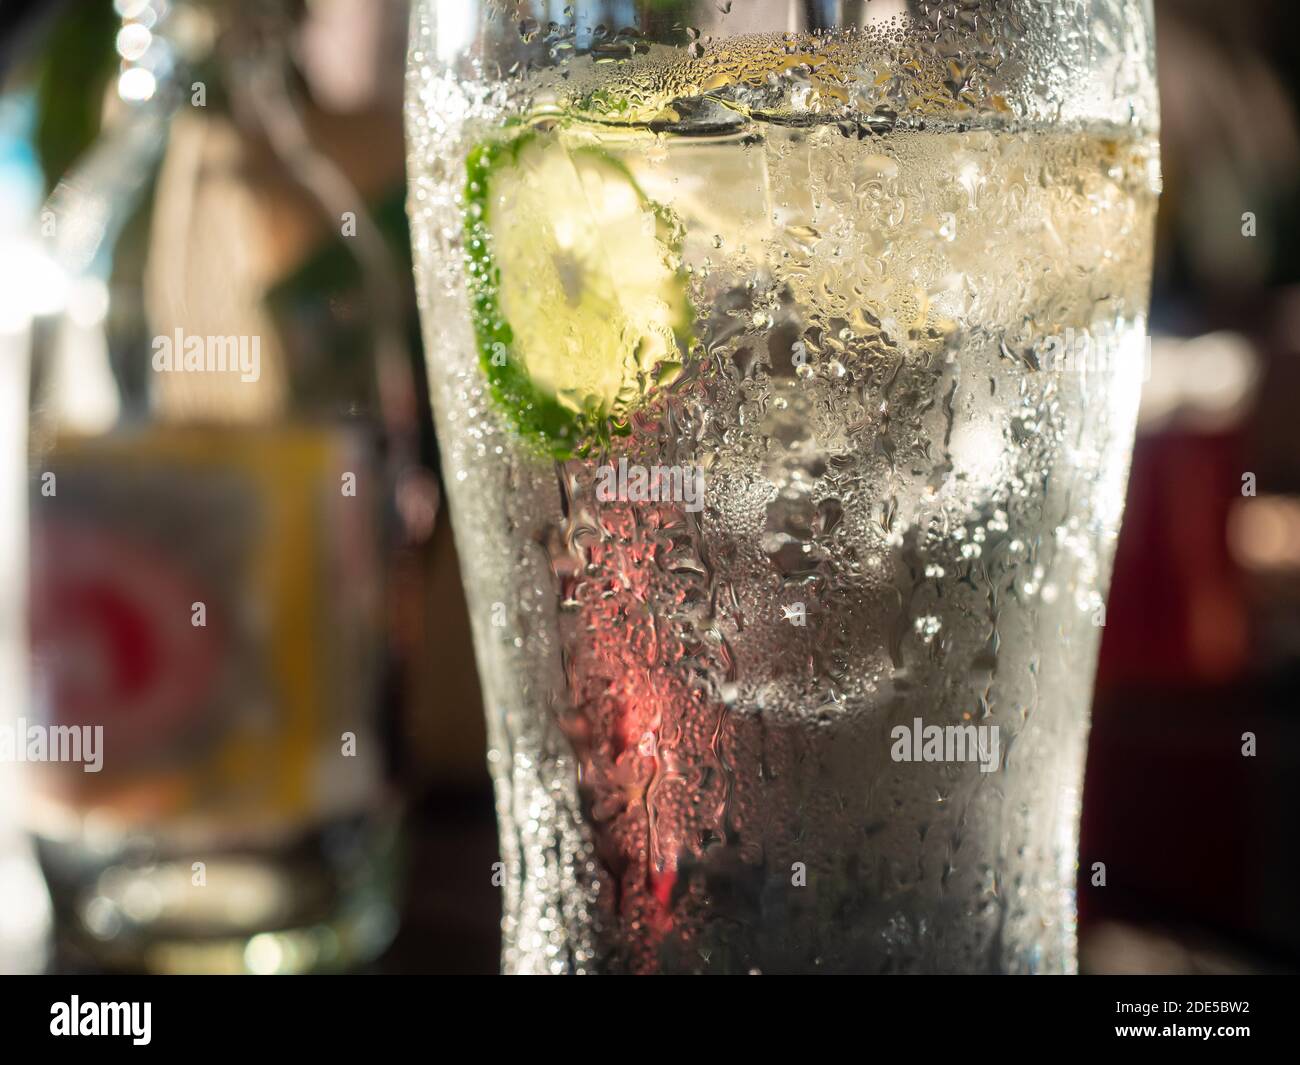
[407,12,1159,973]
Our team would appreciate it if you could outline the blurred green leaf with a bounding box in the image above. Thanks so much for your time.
[33,1,118,191]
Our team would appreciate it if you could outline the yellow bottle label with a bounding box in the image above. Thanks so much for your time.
[27,425,386,844]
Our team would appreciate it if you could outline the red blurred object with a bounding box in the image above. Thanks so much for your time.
[1096,426,1250,690]
[1081,419,1296,965]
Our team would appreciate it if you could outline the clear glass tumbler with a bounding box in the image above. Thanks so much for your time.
[406,0,1160,974]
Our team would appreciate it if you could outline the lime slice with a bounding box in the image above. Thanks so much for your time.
[464,131,693,457]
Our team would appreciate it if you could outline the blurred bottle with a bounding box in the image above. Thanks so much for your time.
[24,0,424,973]
[0,88,55,976]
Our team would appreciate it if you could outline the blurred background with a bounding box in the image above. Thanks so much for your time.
[0,0,1297,974]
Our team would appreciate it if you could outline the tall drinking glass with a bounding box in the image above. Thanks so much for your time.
[406,0,1159,974]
